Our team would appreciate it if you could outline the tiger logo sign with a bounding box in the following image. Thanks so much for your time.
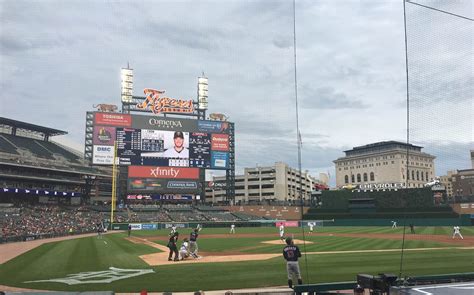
[93,104,119,112]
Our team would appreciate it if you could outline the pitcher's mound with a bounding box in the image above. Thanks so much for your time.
[262,239,314,245]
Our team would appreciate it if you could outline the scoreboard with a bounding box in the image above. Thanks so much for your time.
[88,112,233,194]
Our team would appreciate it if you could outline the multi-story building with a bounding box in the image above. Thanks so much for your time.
[440,170,457,197]
[334,141,436,189]
[206,162,318,204]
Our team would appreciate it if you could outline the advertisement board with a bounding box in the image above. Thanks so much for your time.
[128,166,199,179]
[93,145,114,164]
[88,112,233,193]
[211,134,229,151]
[276,221,299,227]
[128,178,198,192]
[95,113,132,127]
[93,126,116,145]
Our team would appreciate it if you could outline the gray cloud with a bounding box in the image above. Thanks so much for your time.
[1,0,471,185]
[300,86,369,109]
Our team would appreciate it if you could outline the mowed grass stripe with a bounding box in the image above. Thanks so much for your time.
[3,248,472,292]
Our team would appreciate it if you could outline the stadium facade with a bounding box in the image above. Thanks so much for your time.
[206,162,320,204]
[334,141,436,189]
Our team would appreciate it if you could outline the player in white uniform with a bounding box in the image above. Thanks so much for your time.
[170,224,177,235]
[452,226,463,239]
[230,224,235,234]
[279,224,285,240]
[391,221,397,229]
[179,238,190,260]
[309,222,314,233]
[162,131,189,158]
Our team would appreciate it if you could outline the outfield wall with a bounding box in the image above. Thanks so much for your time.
[110,214,471,230]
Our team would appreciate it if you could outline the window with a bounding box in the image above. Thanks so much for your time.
[370,172,375,181]
[357,174,361,182]
[344,175,349,184]
[351,175,355,183]
[421,172,424,181]
[412,170,415,180]
[363,173,368,182]
[426,171,429,180]
[416,171,419,181]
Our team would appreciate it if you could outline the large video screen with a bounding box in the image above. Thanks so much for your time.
[90,113,232,193]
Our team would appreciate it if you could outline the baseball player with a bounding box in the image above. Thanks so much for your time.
[167,232,179,261]
[179,238,190,260]
[391,221,397,229]
[230,224,236,234]
[189,228,201,258]
[309,222,314,234]
[279,224,285,240]
[452,226,463,239]
[170,224,177,236]
[283,237,302,288]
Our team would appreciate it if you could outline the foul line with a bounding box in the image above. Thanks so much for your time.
[305,246,474,255]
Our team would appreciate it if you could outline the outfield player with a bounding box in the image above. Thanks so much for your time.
[279,224,285,240]
[309,222,314,234]
[283,237,302,288]
[96,222,103,239]
[189,228,200,258]
[230,223,235,234]
[179,238,190,260]
[127,224,132,237]
[452,226,463,239]
[391,221,397,229]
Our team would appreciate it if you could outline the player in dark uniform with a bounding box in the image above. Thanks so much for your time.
[128,224,132,237]
[283,237,302,288]
[189,228,200,258]
[167,232,179,261]
[409,223,415,234]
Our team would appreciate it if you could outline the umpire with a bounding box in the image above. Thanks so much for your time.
[283,237,302,288]
[168,232,179,261]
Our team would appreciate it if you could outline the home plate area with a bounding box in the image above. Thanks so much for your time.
[129,237,312,266]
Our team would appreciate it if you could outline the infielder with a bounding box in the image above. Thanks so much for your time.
[230,224,236,234]
[283,237,302,288]
[309,222,314,234]
[452,226,463,239]
[279,224,285,240]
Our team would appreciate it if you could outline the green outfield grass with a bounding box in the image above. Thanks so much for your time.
[0,226,472,292]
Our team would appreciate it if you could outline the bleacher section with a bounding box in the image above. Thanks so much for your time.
[0,134,80,163]
[0,136,18,154]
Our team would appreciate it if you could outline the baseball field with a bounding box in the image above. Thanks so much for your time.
[0,226,473,292]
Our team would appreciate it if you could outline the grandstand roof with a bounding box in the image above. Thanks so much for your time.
[0,117,67,137]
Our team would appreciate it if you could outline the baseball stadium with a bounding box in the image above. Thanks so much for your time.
[1,1,474,295]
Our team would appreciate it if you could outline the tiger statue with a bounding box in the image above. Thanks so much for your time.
[209,113,229,121]
[93,104,118,112]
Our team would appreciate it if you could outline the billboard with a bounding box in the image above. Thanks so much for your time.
[89,112,233,194]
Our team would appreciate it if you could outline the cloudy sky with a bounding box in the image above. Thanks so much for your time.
[1,0,472,185]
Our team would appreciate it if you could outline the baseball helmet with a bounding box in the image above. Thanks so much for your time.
[285,237,293,245]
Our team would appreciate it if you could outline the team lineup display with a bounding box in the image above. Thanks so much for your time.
[90,112,232,194]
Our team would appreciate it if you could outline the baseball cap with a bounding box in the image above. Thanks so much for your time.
[174,131,184,139]
[285,237,292,245]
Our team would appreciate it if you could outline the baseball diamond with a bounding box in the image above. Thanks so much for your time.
[0,226,473,292]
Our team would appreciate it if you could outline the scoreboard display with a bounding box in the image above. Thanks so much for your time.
[89,113,232,194]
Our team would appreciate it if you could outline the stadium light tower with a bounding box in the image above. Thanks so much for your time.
[121,64,134,103]
[197,73,208,111]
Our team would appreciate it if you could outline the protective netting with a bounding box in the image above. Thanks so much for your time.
[406,0,473,182]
